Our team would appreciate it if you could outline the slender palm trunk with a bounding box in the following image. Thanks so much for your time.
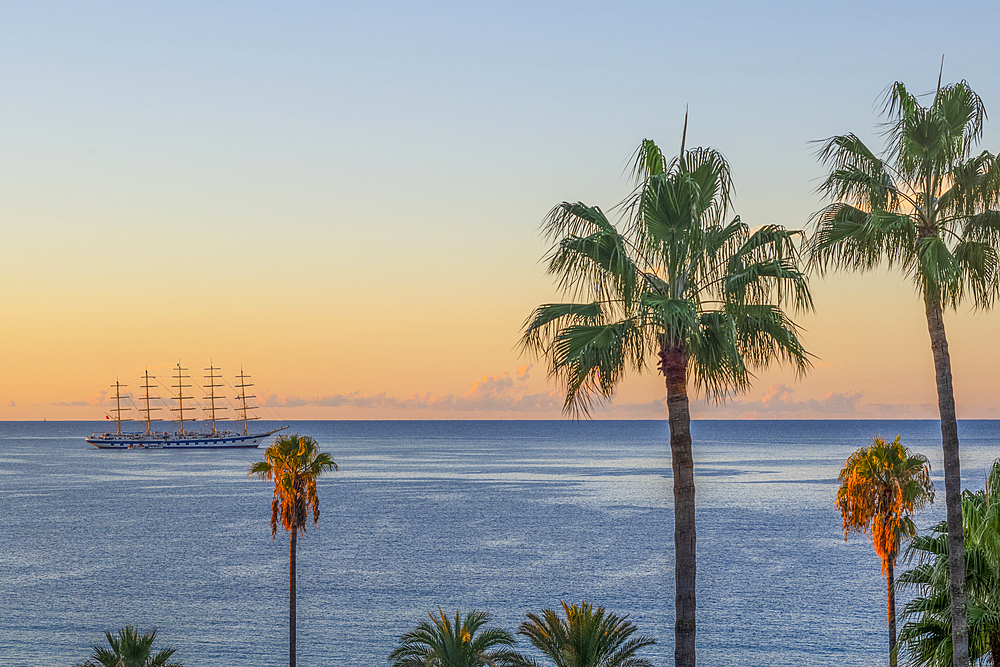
[887,559,896,667]
[661,342,695,667]
[290,527,297,667]
[925,294,969,667]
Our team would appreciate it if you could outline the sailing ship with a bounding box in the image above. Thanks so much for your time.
[85,362,287,449]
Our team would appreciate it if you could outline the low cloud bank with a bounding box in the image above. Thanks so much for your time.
[694,383,865,418]
[260,364,566,414]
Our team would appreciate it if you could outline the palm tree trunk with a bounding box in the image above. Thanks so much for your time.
[925,294,969,667]
[989,633,1000,667]
[290,527,297,667]
[887,559,896,667]
[661,342,695,667]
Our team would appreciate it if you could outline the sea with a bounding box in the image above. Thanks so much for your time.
[2,419,998,667]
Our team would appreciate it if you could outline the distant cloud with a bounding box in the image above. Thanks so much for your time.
[696,383,865,418]
[46,390,109,408]
[860,402,936,419]
[6,400,15,407]
[260,364,565,414]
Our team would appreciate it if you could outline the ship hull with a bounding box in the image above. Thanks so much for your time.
[85,430,281,450]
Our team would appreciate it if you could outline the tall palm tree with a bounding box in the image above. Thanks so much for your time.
[837,435,935,666]
[76,625,181,667]
[522,127,812,667]
[249,433,337,667]
[897,460,1000,667]
[516,601,656,667]
[810,76,1000,667]
[389,609,522,667]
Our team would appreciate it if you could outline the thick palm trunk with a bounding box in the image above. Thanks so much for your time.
[989,634,1000,667]
[925,295,969,667]
[290,528,297,667]
[661,343,695,667]
[887,559,896,667]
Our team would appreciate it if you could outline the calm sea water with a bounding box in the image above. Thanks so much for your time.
[2,420,999,667]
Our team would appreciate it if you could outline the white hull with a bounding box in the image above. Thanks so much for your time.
[86,428,285,450]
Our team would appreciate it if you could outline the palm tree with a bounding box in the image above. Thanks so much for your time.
[521,126,812,667]
[76,625,181,667]
[389,609,523,667]
[837,435,935,666]
[897,460,1000,667]
[810,75,1000,667]
[516,601,656,667]
[249,433,337,667]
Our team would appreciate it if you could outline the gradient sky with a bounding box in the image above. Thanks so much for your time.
[2,1,999,421]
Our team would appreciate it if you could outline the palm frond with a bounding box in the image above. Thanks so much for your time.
[550,320,646,417]
[809,203,917,274]
[520,302,605,357]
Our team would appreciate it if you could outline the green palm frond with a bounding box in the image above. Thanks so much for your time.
[550,320,646,417]
[543,205,641,310]
[814,133,898,210]
[810,204,918,274]
[684,310,747,397]
[917,235,962,305]
[521,303,605,356]
[726,303,811,378]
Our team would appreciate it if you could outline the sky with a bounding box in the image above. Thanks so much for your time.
[2,1,1000,421]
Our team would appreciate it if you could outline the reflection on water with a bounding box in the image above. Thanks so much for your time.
[1,419,997,667]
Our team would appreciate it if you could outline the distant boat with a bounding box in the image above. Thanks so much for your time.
[86,362,287,450]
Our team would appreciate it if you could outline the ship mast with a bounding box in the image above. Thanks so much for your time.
[235,366,258,436]
[171,361,193,435]
[108,379,131,435]
[139,369,162,435]
[204,360,226,435]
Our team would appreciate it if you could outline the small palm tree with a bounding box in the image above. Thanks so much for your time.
[389,609,522,667]
[517,601,655,667]
[810,74,1000,667]
[249,434,337,667]
[522,127,811,667]
[897,460,1000,667]
[76,625,181,667]
[837,435,935,666]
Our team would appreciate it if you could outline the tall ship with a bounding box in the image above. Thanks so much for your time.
[86,362,287,450]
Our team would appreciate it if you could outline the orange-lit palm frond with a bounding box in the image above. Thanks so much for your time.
[248,433,337,538]
[837,435,934,573]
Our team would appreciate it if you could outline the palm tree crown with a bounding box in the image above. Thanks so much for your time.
[810,79,1000,308]
[389,609,522,667]
[837,435,934,667]
[77,625,181,667]
[838,435,935,570]
[517,601,655,667]
[522,137,812,415]
[249,433,338,537]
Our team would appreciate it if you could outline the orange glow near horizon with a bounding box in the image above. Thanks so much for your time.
[4,265,1000,421]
